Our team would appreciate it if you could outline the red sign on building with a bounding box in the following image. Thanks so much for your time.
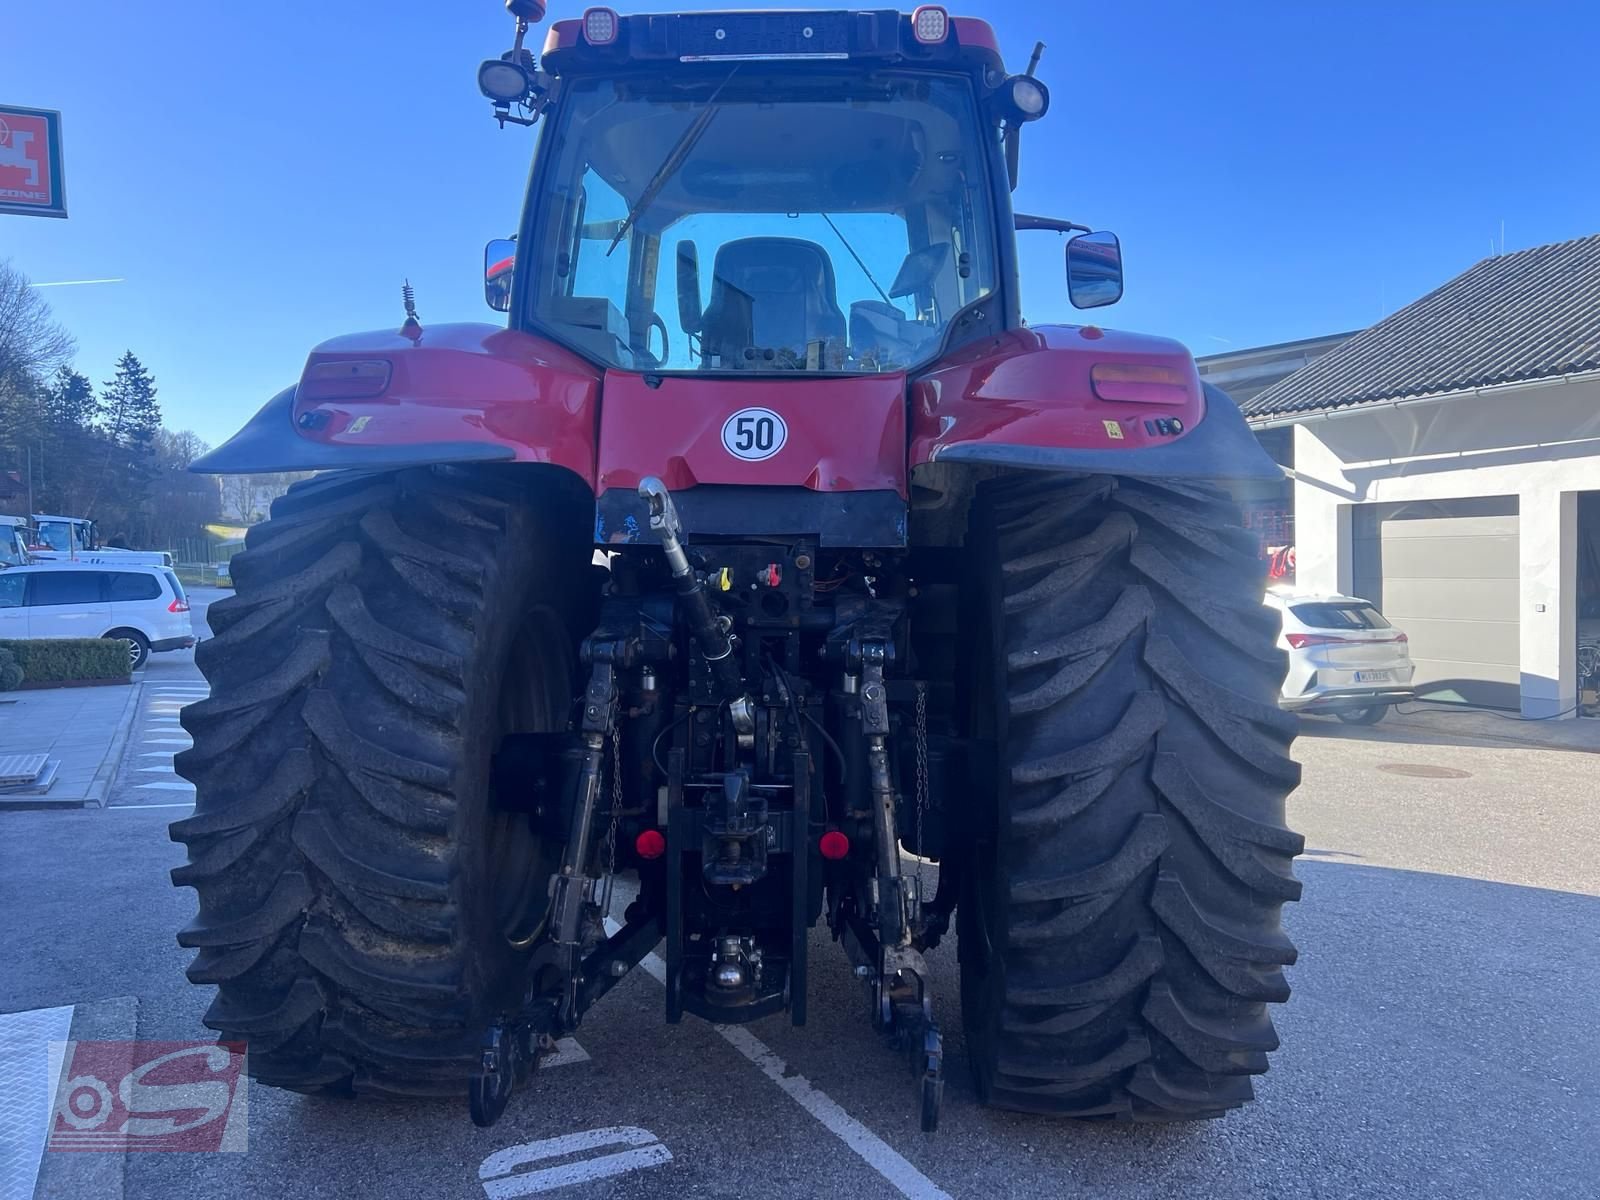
[0,105,67,218]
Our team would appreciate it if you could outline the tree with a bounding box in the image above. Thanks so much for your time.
[147,429,219,553]
[86,351,162,537]
[218,470,310,524]
[0,260,74,395]
[32,367,99,514]
[0,262,73,506]
[154,428,208,470]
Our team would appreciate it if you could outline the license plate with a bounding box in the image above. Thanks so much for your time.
[1355,670,1392,683]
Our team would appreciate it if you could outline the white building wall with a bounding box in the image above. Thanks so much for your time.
[1290,375,1600,719]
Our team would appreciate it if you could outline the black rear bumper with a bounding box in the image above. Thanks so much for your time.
[1282,688,1414,713]
[596,485,908,548]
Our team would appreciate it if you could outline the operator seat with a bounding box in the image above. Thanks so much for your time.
[699,238,847,366]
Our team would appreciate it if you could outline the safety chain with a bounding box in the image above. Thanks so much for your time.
[914,681,929,899]
[605,726,623,909]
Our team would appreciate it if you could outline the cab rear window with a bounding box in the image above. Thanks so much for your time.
[1290,602,1391,630]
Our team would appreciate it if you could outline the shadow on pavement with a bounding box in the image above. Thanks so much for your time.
[1295,709,1600,754]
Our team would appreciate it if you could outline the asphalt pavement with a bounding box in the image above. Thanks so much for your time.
[4,644,1598,1197]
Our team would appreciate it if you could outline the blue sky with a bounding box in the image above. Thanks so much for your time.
[7,1,1598,448]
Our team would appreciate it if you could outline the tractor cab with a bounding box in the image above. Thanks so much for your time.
[480,7,1109,376]
[32,514,99,554]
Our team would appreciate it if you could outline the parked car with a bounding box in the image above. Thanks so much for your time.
[1265,590,1415,724]
[0,562,195,670]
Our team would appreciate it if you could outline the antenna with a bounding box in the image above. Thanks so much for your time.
[400,279,423,342]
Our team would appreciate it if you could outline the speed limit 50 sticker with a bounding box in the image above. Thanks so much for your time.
[720,408,787,462]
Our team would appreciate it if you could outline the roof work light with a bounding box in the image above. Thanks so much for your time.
[583,7,619,45]
[479,56,534,104]
[912,6,949,44]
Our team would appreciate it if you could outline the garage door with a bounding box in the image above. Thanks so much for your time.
[1352,497,1520,708]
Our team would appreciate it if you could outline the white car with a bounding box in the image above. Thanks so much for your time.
[1265,590,1415,725]
[0,562,196,670]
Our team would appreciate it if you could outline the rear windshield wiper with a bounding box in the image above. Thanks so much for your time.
[607,68,740,257]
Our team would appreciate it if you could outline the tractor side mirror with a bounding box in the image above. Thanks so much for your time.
[1066,230,1123,309]
[484,238,516,312]
[676,241,702,334]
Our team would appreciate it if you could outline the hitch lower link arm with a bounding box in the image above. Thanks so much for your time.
[853,638,945,1132]
[470,636,631,1130]
[857,640,918,946]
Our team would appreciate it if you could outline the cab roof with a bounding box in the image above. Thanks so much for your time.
[541,10,1006,79]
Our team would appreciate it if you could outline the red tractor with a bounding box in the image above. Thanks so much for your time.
[173,2,1301,1131]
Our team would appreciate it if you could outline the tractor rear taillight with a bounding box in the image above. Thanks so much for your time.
[583,7,619,45]
[635,829,666,860]
[819,831,850,860]
[1090,362,1191,405]
[912,5,949,44]
[299,359,392,401]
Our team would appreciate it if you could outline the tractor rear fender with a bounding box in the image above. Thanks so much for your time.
[910,325,1281,481]
[190,323,600,488]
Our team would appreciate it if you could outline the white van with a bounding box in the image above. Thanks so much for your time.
[1,516,31,567]
[0,562,196,670]
[28,515,174,568]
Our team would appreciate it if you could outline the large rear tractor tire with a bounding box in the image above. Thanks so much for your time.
[958,473,1303,1120]
[171,467,594,1097]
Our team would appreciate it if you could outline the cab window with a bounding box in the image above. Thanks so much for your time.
[28,572,104,606]
[108,572,162,602]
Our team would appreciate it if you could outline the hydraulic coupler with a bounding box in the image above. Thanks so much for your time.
[637,476,755,742]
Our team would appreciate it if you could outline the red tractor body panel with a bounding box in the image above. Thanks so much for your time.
[291,323,602,487]
[595,372,908,497]
[910,324,1205,467]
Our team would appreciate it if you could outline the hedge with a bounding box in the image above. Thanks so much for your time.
[0,646,20,692]
[0,639,133,685]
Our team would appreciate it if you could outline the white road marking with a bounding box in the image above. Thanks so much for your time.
[714,1026,950,1200]
[139,781,195,792]
[139,752,176,759]
[0,1004,74,1200]
[602,918,950,1200]
[479,1127,671,1198]
[138,766,181,773]
[143,739,191,746]
[113,802,195,809]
